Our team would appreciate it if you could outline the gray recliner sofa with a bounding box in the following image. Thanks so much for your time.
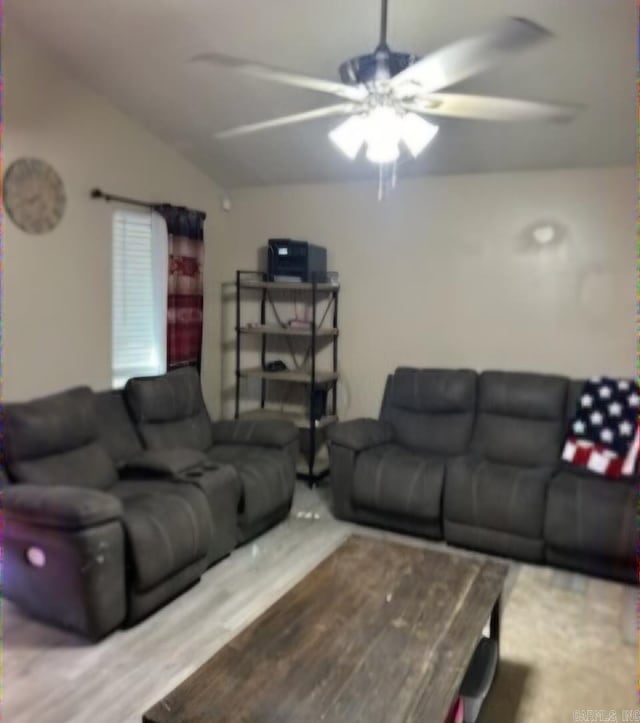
[329,368,476,540]
[95,388,241,567]
[328,367,636,583]
[124,367,298,543]
[443,371,567,563]
[3,386,212,638]
[3,367,299,639]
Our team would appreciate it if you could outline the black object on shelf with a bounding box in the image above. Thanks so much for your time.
[264,360,288,372]
[235,270,340,485]
[266,240,327,282]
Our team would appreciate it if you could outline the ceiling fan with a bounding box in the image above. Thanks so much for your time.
[191,0,579,166]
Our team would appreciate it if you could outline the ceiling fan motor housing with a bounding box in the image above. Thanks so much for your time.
[339,50,419,87]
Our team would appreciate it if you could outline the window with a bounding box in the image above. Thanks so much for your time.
[112,209,168,388]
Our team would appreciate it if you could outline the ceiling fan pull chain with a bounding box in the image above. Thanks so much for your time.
[376,163,396,201]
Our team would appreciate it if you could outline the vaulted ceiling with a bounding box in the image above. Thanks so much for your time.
[9,0,635,187]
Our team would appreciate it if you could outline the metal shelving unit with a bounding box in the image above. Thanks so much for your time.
[235,270,340,483]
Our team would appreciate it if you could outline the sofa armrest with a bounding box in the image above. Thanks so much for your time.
[123,448,210,477]
[211,419,298,449]
[327,418,394,452]
[0,465,10,490]
[3,484,122,531]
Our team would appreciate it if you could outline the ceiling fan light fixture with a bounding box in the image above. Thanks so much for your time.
[330,106,438,165]
[400,112,439,157]
[198,4,573,187]
[329,115,367,160]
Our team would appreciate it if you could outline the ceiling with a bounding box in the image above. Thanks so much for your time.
[10,0,636,188]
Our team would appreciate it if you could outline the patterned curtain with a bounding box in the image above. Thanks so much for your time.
[158,205,206,371]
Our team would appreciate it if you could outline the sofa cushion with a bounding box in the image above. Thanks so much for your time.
[125,367,214,452]
[5,387,118,489]
[444,519,544,562]
[95,390,143,467]
[211,419,298,448]
[327,418,394,451]
[352,443,445,522]
[179,464,241,565]
[444,455,551,540]
[111,480,211,592]
[126,367,206,423]
[4,484,122,530]
[565,379,585,424]
[9,445,118,490]
[544,470,636,563]
[6,386,97,460]
[134,412,214,453]
[381,368,477,455]
[471,371,568,466]
[124,448,210,476]
[206,445,294,528]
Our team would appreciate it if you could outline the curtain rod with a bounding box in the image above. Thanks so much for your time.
[90,188,206,219]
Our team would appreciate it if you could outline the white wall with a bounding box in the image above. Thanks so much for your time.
[3,20,228,414]
[5,18,634,424]
[219,167,635,420]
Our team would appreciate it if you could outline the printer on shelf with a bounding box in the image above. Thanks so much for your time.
[265,239,327,282]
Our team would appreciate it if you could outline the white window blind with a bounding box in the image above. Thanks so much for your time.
[112,209,168,388]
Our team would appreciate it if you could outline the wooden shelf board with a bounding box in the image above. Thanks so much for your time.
[239,280,339,292]
[239,324,338,338]
[238,408,338,429]
[239,367,338,384]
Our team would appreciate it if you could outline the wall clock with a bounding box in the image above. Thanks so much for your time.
[3,158,67,234]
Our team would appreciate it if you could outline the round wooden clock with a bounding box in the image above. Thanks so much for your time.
[3,158,67,234]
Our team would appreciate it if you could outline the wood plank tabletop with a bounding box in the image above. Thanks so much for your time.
[143,535,508,723]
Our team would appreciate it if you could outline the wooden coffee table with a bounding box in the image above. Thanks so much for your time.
[143,535,507,723]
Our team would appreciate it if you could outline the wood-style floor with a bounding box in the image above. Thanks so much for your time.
[4,484,636,723]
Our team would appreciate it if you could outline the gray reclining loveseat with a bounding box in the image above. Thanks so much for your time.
[124,367,298,543]
[3,367,298,638]
[328,367,635,583]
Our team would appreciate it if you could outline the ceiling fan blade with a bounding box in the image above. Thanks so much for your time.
[403,93,580,122]
[216,103,358,139]
[191,52,368,102]
[390,17,552,97]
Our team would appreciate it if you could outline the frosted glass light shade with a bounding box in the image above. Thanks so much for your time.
[329,116,367,160]
[400,113,439,157]
[365,106,401,164]
[366,137,400,163]
[329,106,439,164]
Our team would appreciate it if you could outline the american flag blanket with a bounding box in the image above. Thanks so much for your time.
[562,377,640,479]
